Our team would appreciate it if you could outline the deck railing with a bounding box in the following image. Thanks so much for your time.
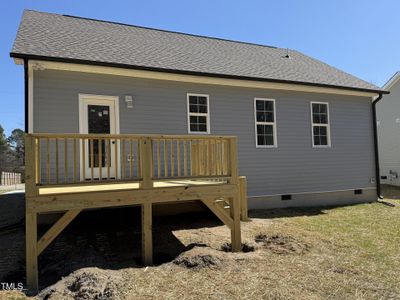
[25,134,238,195]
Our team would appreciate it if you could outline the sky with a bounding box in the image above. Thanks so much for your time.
[1,0,399,135]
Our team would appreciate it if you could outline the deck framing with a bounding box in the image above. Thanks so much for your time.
[24,133,247,292]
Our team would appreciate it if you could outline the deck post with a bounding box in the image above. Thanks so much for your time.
[230,195,242,252]
[238,176,249,221]
[26,211,38,292]
[25,135,37,197]
[25,135,39,291]
[142,202,153,265]
[228,137,238,184]
[140,137,153,189]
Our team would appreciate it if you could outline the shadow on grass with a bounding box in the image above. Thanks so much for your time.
[248,201,384,219]
[377,200,396,207]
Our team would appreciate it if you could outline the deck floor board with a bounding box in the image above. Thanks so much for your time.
[38,179,226,195]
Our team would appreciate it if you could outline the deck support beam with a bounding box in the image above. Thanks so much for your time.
[142,202,153,265]
[201,198,233,229]
[26,211,38,292]
[201,195,241,252]
[37,209,81,255]
[30,184,238,213]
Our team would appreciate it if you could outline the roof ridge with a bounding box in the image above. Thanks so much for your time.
[59,13,279,50]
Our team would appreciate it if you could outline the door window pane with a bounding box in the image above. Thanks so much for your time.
[88,105,110,167]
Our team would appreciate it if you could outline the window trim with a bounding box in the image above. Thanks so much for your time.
[310,101,331,148]
[254,98,278,148]
[187,93,210,134]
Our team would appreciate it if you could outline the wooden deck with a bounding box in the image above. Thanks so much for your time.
[38,179,226,195]
[24,133,248,292]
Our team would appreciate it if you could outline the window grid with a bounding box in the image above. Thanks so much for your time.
[311,102,331,147]
[187,94,210,134]
[254,98,277,147]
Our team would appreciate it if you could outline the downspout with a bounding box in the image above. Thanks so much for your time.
[23,58,29,133]
[372,93,383,199]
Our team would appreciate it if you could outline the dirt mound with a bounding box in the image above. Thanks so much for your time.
[173,246,224,269]
[38,268,123,300]
[255,234,310,255]
[220,242,256,253]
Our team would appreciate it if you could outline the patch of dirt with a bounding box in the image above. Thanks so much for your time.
[255,234,310,255]
[38,268,124,300]
[220,242,256,253]
[173,246,224,269]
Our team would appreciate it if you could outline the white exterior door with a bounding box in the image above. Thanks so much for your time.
[79,95,119,180]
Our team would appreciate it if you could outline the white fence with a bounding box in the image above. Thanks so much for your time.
[0,172,22,185]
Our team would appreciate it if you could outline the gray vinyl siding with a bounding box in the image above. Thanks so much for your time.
[377,79,400,186]
[33,69,376,197]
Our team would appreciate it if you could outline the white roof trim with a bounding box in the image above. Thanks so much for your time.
[27,60,379,98]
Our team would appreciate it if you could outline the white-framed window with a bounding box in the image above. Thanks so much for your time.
[254,98,277,148]
[187,93,210,134]
[310,101,331,147]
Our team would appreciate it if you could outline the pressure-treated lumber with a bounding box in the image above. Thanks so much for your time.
[25,136,37,197]
[228,138,238,184]
[230,196,242,251]
[201,196,241,252]
[27,134,235,187]
[239,176,249,221]
[201,198,233,229]
[30,133,236,140]
[140,137,153,189]
[142,202,153,265]
[26,212,38,292]
[28,184,238,213]
[37,209,81,255]
[24,133,244,290]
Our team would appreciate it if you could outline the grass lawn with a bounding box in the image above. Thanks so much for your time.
[1,190,400,299]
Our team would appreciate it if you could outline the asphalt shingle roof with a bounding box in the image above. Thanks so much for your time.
[11,10,383,93]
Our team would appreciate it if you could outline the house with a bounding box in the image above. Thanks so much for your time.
[10,10,387,290]
[377,72,400,186]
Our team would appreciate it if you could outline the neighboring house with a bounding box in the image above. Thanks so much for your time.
[11,10,387,209]
[377,72,400,186]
